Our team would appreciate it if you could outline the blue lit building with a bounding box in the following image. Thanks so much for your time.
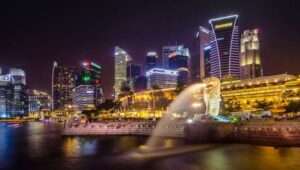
[145,51,159,71]
[209,15,240,79]
[167,46,191,86]
[0,67,28,118]
[146,68,178,89]
[127,63,142,91]
[72,85,97,111]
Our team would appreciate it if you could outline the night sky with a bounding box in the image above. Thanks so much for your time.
[0,0,299,98]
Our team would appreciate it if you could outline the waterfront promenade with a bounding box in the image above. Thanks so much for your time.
[63,121,185,137]
[63,120,300,146]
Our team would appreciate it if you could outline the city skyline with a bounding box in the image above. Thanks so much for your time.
[0,1,300,98]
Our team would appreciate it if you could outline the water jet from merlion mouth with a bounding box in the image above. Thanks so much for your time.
[144,77,221,149]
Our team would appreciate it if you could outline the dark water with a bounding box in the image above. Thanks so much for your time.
[1,122,300,170]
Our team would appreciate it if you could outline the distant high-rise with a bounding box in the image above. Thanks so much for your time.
[127,63,141,91]
[114,46,131,99]
[146,68,178,89]
[203,45,212,78]
[73,85,97,111]
[0,67,28,118]
[209,15,240,80]
[52,62,77,110]
[197,26,211,80]
[145,51,159,71]
[28,89,51,113]
[162,45,183,68]
[78,61,104,107]
[133,75,147,92]
[167,45,191,86]
[240,29,263,79]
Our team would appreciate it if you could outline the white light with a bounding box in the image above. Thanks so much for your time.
[186,118,193,124]
[209,14,239,24]
[145,68,178,77]
[191,102,202,108]
[200,26,210,34]
[204,45,212,50]
[147,51,158,56]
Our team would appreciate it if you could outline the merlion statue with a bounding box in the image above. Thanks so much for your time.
[203,77,221,116]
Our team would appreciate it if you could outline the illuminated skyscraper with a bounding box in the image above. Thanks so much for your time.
[145,51,159,71]
[114,46,131,99]
[168,45,191,86]
[28,89,51,113]
[73,85,98,111]
[240,29,263,79]
[0,67,28,118]
[197,26,211,80]
[162,45,183,68]
[79,61,104,107]
[52,62,77,110]
[209,15,240,79]
[127,63,141,91]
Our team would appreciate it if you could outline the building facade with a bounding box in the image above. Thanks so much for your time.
[28,89,51,113]
[221,74,300,112]
[198,26,211,80]
[72,85,97,111]
[79,61,104,107]
[52,62,77,110]
[167,46,191,86]
[0,67,28,118]
[209,15,240,80]
[133,75,147,92]
[119,74,300,116]
[146,68,178,89]
[145,51,159,71]
[127,63,142,91]
[240,29,263,79]
[114,46,131,99]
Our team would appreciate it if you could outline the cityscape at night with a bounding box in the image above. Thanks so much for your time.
[1,1,300,170]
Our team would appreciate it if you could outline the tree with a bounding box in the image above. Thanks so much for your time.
[120,81,131,93]
[255,100,273,111]
[175,81,185,94]
[151,84,160,90]
[285,101,300,113]
[81,109,97,121]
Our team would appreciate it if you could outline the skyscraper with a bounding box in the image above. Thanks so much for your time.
[79,61,104,107]
[162,45,183,68]
[197,26,211,80]
[114,46,131,99]
[209,15,240,80]
[52,62,77,110]
[240,29,263,79]
[145,51,159,71]
[73,85,98,111]
[167,46,191,86]
[0,67,28,118]
[28,89,51,113]
[127,63,141,91]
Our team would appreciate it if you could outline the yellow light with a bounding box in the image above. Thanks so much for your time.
[215,22,233,29]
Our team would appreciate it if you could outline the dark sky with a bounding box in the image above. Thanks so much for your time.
[0,0,300,98]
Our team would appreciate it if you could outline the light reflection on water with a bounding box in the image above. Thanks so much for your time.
[0,122,300,170]
[63,137,97,157]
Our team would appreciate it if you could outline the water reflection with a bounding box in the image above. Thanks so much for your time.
[63,137,97,157]
[1,122,300,170]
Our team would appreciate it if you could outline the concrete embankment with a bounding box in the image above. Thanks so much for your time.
[185,121,300,147]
